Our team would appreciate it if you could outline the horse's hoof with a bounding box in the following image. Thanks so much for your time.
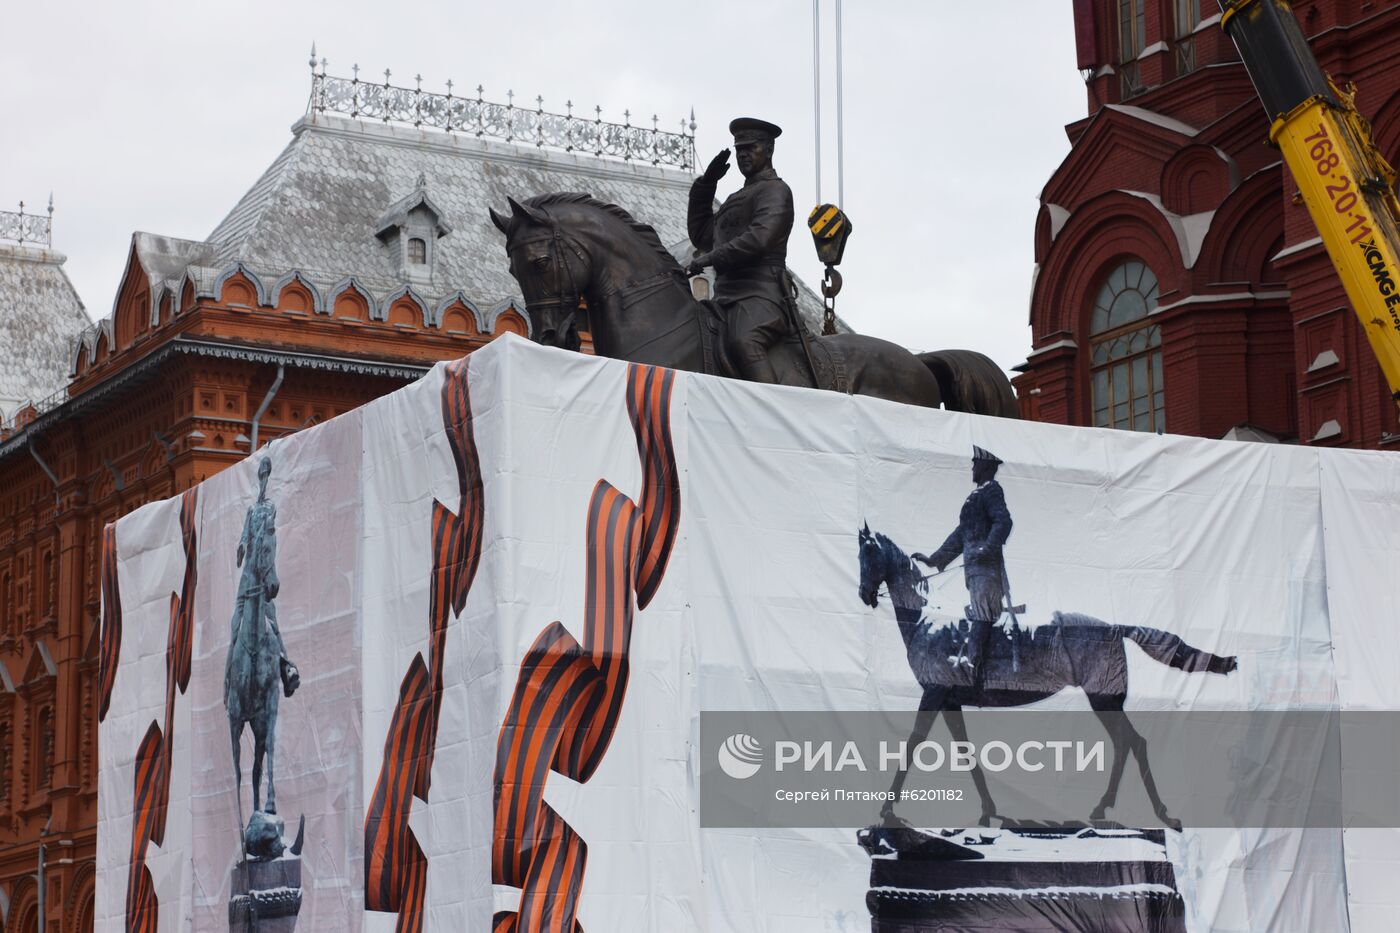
[1157,810,1182,832]
[1090,807,1107,821]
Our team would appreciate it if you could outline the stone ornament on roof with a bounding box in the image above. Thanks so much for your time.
[306,53,696,171]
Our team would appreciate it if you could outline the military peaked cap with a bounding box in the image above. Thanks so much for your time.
[972,446,1003,465]
[729,117,783,145]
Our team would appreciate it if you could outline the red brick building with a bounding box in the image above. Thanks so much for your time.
[0,64,754,931]
[1014,0,1400,447]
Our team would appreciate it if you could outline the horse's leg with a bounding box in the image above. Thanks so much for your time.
[265,716,277,815]
[230,719,246,857]
[942,706,1000,826]
[252,726,265,814]
[231,720,244,809]
[1125,716,1180,830]
[1089,693,1131,823]
[263,682,279,815]
[882,686,946,824]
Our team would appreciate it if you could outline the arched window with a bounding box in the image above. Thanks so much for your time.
[407,237,427,265]
[1090,259,1165,432]
[78,890,96,933]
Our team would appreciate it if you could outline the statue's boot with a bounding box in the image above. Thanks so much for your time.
[735,345,781,385]
[280,658,300,697]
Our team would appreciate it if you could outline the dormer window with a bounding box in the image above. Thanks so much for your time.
[373,173,452,284]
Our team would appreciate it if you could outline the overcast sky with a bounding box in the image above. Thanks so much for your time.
[4,0,1085,373]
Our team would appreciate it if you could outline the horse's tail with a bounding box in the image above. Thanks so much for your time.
[1121,625,1238,675]
[918,349,1019,419]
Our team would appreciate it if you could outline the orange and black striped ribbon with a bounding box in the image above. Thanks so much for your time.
[126,488,199,932]
[365,356,485,930]
[627,364,681,611]
[492,363,679,933]
[98,522,122,722]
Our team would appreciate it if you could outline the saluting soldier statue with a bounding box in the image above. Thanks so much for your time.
[233,458,299,702]
[687,117,799,385]
[915,447,1014,687]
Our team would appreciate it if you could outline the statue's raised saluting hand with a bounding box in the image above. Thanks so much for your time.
[701,148,731,184]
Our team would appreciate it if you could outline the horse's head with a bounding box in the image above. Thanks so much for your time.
[858,522,887,608]
[491,197,588,352]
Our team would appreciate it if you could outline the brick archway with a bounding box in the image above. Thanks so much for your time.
[1032,190,1186,343]
[1194,164,1286,285]
[1024,190,1188,425]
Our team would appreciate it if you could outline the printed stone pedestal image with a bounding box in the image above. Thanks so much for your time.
[229,832,305,933]
[859,824,1186,933]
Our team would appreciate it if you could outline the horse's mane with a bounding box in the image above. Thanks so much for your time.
[873,530,929,599]
[524,192,682,272]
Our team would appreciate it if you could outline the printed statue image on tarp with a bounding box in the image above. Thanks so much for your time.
[854,443,1237,931]
[95,334,1400,932]
[224,456,307,930]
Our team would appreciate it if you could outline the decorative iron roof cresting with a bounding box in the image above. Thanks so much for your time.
[305,49,696,172]
[0,196,53,247]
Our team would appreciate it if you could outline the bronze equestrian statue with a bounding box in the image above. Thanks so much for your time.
[225,456,300,857]
[491,116,1019,415]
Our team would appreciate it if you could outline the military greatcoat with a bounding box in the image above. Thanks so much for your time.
[929,479,1013,623]
[687,166,795,304]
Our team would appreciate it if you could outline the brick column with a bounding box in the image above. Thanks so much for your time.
[1159,305,1250,438]
[1015,342,1080,425]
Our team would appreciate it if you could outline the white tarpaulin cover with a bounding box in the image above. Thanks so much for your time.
[95,335,1395,932]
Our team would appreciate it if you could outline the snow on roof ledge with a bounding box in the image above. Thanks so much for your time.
[1104,105,1199,137]
[1121,190,1214,268]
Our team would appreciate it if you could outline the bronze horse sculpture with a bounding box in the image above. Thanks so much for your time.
[858,525,1238,828]
[491,194,1018,415]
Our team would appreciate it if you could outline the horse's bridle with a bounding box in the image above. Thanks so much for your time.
[513,218,691,349]
[513,224,589,319]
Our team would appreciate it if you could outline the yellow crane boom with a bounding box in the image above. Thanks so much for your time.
[1220,0,1400,406]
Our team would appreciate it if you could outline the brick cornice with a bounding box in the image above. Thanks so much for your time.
[1,338,429,464]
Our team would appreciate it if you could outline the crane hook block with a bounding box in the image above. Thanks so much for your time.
[808,203,853,266]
